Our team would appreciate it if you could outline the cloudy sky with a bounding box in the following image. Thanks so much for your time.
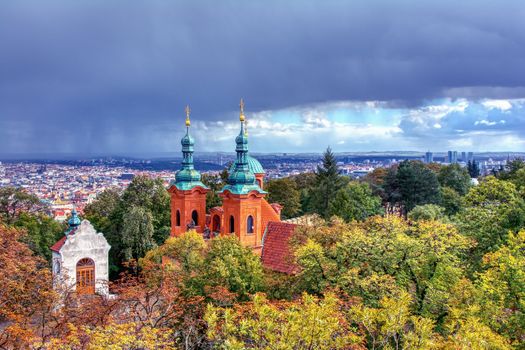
[1,1,525,155]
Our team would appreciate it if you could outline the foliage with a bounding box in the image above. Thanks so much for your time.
[205,292,363,349]
[201,173,223,211]
[440,186,464,216]
[267,177,301,219]
[467,160,481,178]
[84,175,170,275]
[408,204,446,222]
[384,160,441,215]
[0,186,44,224]
[121,206,156,261]
[309,147,347,219]
[13,212,65,261]
[42,322,176,350]
[328,181,383,222]
[438,163,472,195]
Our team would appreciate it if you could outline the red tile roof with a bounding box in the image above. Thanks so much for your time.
[261,221,298,274]
[50,229,76,252]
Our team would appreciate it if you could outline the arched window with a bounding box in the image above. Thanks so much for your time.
[256,178,262,188]
[212,215,221,232]
[191,210,199,226]
[176,210,181,227]
[76,258,95,295]
[229,215,235,233]
[247,215,254,234]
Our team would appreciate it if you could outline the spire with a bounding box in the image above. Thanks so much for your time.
[173,105,207,191]
[220,99,266,195]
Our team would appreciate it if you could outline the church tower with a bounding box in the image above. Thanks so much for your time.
[219,99,267,250]
[168,106,209,236]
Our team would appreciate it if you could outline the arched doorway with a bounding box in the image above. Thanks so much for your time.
[212,215,221,233]
[76,258,95,295]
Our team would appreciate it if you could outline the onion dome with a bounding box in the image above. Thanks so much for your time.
[172,106,208,191]
[229,155,265,174]
[67,208,81,232]
[220,99,266,195]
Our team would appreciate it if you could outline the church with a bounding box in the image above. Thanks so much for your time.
[169,100,297,272]
[50,210,111,296]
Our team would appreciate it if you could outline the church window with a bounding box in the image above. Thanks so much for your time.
[247,215,254,234]
[229,215,235,233]
[176,210,181,226]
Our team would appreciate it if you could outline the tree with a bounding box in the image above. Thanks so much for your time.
[440,186,464,216]
[266,177,301,219]
[205,292,363,349]
[0,224,57,349]
[309,147,346,218]
[438,163,472,195]
[13,212,65,261]
[201,173,223,211]
[328,181,383,222]
[456,176,525,271]
[384,160,441,215]
[0,187,44,225]
[477,230,525,343]
[291,172,316,215]
[83,187,121,236]
[467,160,481,178]
[408,204,446,222]
[121,206,156,262]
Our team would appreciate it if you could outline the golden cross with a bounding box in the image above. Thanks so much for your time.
[185,105,191,118]
[239,98,244,114]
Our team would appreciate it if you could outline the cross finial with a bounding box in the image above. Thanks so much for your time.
[185,105,191,127]
[239,98,245,122]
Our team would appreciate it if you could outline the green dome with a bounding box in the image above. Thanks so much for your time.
[229,155,265,174]
[68,209,81,228]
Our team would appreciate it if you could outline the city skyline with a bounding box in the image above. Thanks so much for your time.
[2,1,525,154]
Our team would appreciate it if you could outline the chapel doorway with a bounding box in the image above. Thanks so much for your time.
[76,258,95,295]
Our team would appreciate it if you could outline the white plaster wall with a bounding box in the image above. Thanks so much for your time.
[54,220,111,296]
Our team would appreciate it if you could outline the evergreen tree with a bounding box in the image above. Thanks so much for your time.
[384,160,441,215]
[309,147,346,219]
[467,160,481,178]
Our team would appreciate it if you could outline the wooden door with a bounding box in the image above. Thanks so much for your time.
[76,258,95,295]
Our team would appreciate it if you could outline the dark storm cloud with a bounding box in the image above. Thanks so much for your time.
[1,0,525,154]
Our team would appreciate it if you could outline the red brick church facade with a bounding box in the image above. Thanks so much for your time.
[168,102,296,269]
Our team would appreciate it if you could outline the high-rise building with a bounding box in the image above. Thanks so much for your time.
[467,152,474,162]
[461,152,467,162]
[424,151,433,163]
[448,150,458,163]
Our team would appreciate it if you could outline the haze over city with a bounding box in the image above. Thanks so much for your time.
[1,1,525,155]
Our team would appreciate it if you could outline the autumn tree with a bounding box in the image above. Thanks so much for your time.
[0,186,44,224]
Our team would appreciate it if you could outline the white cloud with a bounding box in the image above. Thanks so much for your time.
[481,99,512,111]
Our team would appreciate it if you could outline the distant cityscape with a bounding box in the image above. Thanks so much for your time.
[0,151,522,222]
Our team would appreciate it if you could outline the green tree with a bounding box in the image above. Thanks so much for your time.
[408,204,446,222]
[309,147,346,219]
[266,178,301,219]
[201,173,223,211]
[121,206,156,262]
[328,181,383,222]
[456,176,525,271]
[440,186,464,216]
[467,160,481,178]
[204,236,264,300]
[13,212,65,261]
[291,172,316,215]
[384,160,441,215]
[438,163,472,195]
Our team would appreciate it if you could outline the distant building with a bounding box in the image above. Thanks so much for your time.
[467,152,474,162]
[448,150,458,163]
[461,152,467,162]
[424,151,433,163]
[51,210,111,296]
